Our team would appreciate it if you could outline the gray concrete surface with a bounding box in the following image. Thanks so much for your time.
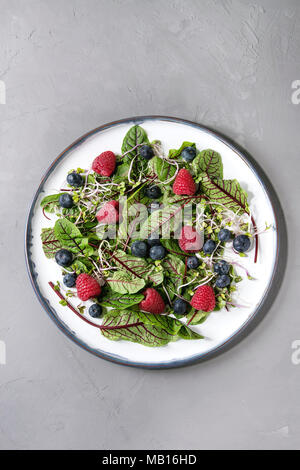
[0,0,299,450]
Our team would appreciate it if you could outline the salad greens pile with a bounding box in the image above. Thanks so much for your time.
[40,125,259,347]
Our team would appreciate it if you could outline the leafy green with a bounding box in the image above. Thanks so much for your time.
[72,257,94,274]
[149,156,176,182]
[40,228,62,258]
[191,149,223,179]
[186,310,210,325]
[121,125,149,159]
[162,254,186,289]
[107,271,145,294]
[100,293,144,309]
[201,175,249,214]
[40,193,63,213]
[54,218,93,255]
[168,141,195,159]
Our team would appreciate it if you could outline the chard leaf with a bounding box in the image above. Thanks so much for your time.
[149,156,176,182]
[40,228,62,258]
[186,310,210,325]
[40,193,63,213]
[112,162,130,183]
[106,271,145,294]
[54,218,91,255]
[147,268,164,286]
[201,175,249,214]
[140,206,183,239]
[136,312,183,334]
[191,149,223,179]
[101,310,175,347]
[121,125,149,159]
[111,251,164,286]
[72,257,94,274]
[177,324,204,340]
[168,141,195,159]
[162,254,186,288]
[100,293,144,309]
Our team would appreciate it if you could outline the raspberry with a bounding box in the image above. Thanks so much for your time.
[139,288,165,314]
[173,169,196,195]
[179,225,203,253]
[190,285,216,312]
[76,274,101,301]
[96,200,119,224]
[92,151,116,177]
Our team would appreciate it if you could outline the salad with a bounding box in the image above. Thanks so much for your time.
[40,124,265,348]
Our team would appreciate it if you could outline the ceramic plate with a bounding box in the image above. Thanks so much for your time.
[25,116,281,368]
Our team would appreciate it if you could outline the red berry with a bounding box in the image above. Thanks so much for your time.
[173,169,196,195]
[190,285,216,312]
[139,288,165,314]
[179,225,203,253]
[76,274,101,301]
[92,151,116,177]
[96,200,119,224]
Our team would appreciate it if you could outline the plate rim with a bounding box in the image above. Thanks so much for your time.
[24,115,284,369]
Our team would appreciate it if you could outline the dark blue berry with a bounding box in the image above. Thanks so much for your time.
[131,241,148,258]
[218,229,231,242]
[147,233,161,247]
[233,234,251,253]
[145,185,162,199]
[67,172,83,187]
[89,303,102,318]
[214,260,230,275]
[181,146,196,162]
[187,256,200,269]
[215,274,231,288]
[148,202,160,214]
[55,249,73,267]
[173,298,188,315]
[139,145,154,161]
[203,239,216,254]
[59,193,74,208]
[149,245,166,260]
[63,273,77,287]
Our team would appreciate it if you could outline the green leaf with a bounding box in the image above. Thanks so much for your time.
[147,268,164,286]
[40,228,62,258]
[191,149,223,179]
[54,218,90,255]
[186,310,210,325]
[112,162,130,183]
[40,193,63,213]
[100,310,175,347]
[149,156,176,182]
[168,141,195,159]
[100,293,144,309]
[201,175,249,214]
[162,254,186,289]
[136,312,182,334]
[140,206,183,239]
[72,257,94,274]
[106,271,145,294]
[121,125,149,159]
[177,324,204,340]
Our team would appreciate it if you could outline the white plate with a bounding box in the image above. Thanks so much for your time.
[25,116,281,368]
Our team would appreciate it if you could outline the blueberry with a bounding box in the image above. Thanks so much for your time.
[59,193,74,208]
[149,245,166,260]
[187,256,200,269]
[147,233,161,247]
[148,202,160,214]
[139,145,154,161]
[181,146,196,162]
[233,234,251,253]
[215,274,231,288]
[63,273,77,287]
[173,298,188,315]
[203,239,216,254]
[67,172,83,187]
[131,241,148,258]
[218,229,231,242]
[145,185,162,199]
[55,249,73,267]
[214,260,230,275]
[89,303,102,318]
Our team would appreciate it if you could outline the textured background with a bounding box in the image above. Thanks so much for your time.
[0,0,299,450]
